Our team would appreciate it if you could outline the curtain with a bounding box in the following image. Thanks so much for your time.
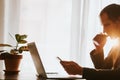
[4,0,20,45]
[19,0,73,74]
[71,0,103,67]
[3,0,120,73]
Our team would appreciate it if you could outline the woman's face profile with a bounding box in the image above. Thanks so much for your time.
[100,13,119,38]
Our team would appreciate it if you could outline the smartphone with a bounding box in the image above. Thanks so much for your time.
[56,56,62,61]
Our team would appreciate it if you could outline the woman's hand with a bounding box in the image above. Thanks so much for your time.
[60,61,83,75]
[93,33,107,49]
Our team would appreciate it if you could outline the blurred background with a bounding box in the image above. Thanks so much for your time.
[0,0,120,74]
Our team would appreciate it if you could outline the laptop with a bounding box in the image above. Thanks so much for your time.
[27,42,82,79]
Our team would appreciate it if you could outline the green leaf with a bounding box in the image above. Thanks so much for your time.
[15,34,27,43]
[15,34,20,42]
[0,44,12,47]
[18,40,27,44]
[20,35,27,40]
[19,49,23,53]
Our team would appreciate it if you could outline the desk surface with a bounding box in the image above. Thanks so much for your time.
[0,70,37,80]
[0,70,85,80]
[0,71,85,80]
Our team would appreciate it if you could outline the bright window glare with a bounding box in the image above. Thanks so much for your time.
[104,37,119,58]
[110,38,119,47]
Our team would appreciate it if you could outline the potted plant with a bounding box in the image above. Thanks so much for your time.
[0,34,29,74]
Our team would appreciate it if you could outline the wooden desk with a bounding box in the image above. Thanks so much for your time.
[0,70,86,80]
[0,70,38,80]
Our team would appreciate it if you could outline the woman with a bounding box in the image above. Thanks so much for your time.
[60,4,120,80]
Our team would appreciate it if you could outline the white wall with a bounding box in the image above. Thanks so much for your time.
[0,0,4,71]
[0,0,4,43]
[19,0,72,74]
[4,0,20,45]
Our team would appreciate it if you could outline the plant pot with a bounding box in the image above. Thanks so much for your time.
[4,54,23,74]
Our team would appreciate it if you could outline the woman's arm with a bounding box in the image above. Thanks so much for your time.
[90,33,113,69]
[83,68,120,80]
[60,61,120,80]
[90,49,104,69]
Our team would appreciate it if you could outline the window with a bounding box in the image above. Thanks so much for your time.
[4,0,120,74]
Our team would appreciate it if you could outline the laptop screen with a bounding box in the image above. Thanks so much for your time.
[28,42,82,79]
[27,42,47,78]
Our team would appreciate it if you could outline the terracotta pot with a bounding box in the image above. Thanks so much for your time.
[4,55,23,72]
